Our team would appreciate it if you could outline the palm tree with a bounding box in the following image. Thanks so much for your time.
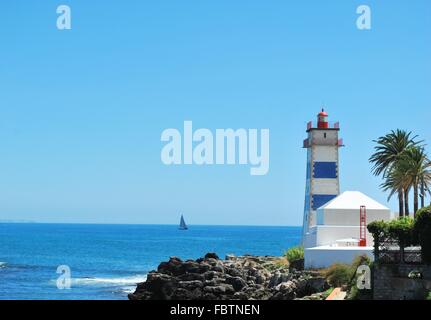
[370,129,422,217]
[380,161,411,216]
[420,177,429,208]
[399,146,431,215]
[369,129,422,217]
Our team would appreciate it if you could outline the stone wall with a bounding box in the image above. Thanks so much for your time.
[373,263,431,300]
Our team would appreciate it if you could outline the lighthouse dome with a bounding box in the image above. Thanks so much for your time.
[318,109,328,117]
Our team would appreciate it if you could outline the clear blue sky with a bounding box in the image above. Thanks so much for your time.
[0,0,430,225]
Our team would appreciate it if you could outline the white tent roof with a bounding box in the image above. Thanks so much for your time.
[319,191,389,210]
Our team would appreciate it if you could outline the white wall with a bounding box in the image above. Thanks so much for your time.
[304,247,374,269]
[317,208,391,226]
[312,145,338,162]
[312,179,339,195]
[310,225,375,247]
[303,228,317,249]
[310,131,339,147]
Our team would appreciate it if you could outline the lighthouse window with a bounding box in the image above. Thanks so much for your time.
[324,133,327,139]
[313,162,337,178]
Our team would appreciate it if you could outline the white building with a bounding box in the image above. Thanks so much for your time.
[302,110,392,268]
[304,191,392,268]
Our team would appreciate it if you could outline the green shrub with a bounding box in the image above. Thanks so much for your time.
[324,263,352,287]
[414,206,431,264]
[284,246,304,262]
[426,291,431,300]
[388,217,416,246]
[367,220,388,237]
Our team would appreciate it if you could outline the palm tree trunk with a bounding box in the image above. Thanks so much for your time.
[414,184,419,216]
[404,188,410,217]
[398,189,404,217]
[421,178,425,208]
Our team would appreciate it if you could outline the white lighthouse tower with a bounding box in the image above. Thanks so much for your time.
[302,109,343,246]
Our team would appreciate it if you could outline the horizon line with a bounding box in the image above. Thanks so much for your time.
[0,221,302,228]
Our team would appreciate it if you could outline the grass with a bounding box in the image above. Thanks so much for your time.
[323,263,352,287]
[284,246,304,262]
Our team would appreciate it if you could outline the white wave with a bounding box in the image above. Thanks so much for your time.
[122,286,137,294]
[0,262,6,268]
[72,275,147,286]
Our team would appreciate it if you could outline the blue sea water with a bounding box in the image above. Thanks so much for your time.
[0,223,301,300]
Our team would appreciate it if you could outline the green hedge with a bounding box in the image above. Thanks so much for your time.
[414,206,431,264]
[368,217,415,245]
[388,217,416,246]
[368,207,431,264]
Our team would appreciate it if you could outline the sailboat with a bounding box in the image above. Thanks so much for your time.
[179,214,188,230]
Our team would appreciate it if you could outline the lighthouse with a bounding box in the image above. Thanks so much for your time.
[300,110,393,268]
[302,109,343,246]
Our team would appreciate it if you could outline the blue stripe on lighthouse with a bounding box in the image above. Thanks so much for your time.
[312,194,337,210]
[313,162,337,178]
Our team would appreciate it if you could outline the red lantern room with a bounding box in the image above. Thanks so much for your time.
[317,108,329,128]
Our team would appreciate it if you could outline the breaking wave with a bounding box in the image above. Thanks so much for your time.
[72,275,147,286]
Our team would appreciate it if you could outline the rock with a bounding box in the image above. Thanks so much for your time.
[204,252,220,260]
[178,273,205,282]
[233,291,249,300]
[212,264,225,273]
[204,284,235,295]
[225,276,247,291]
[182,261,201,274]
[305,277,328,294]
[205,258,218,265]
[271,281,297,300]
[203,271,217,280]
[226,267,243,277]
[129,254,326,300]
[255,274,266,285]
[128,272,178,300]
[172,288,194,300]
[268,271,290,288]
[157,257,184,276]
[178,280,204,290]
[204,279,222,287]
[289,259,304,271]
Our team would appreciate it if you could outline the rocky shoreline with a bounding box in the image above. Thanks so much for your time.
[128,253,329,300]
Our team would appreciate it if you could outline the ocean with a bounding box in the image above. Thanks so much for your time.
[0,223,301,300]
